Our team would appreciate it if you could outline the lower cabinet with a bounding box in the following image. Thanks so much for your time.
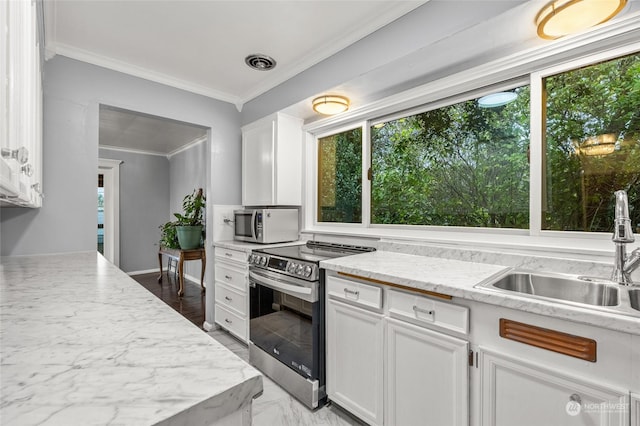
[326,298,384,426]
[480,349,629,426]
[214,247,249,342]
[386,318,468,426]
[326,273,470,426]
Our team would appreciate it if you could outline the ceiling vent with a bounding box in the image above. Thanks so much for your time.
[245,54,277,71]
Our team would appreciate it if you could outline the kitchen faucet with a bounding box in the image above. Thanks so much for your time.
[611,190,640,285]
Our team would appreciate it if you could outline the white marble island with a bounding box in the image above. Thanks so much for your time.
[0,252,262,426]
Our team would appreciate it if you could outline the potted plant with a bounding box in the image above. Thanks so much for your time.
[158,220,180,249]
[173,188,206,250]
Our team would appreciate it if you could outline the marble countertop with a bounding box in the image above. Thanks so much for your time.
[0,252,262,425]
[321,250,640,335]
[213,239,304,253]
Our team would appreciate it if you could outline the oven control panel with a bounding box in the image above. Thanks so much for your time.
[248,254,317,280]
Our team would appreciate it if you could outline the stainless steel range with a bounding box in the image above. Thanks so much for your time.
[248,241,375,409]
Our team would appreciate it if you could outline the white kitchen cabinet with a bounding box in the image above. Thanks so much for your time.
[480,349,629,426]
[386,318,469,426]
[326,273,470,426]
[214,247,249,342]
[631,393,639,426]
[326,297,384,426]
[1,0,43,207]
[241,112,302,206]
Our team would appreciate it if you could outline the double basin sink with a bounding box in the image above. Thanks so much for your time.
[476,270,640,317]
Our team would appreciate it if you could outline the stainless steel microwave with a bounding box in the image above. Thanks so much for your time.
[233,208,299,244]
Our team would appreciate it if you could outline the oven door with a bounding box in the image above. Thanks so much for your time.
[249,268,320,380]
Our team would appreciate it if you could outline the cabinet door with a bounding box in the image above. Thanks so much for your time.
[480,349,629,426]
[326,298,384,426]
[242,119,274,206]
[386,318,469,426]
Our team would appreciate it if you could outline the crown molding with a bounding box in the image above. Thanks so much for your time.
[166,136,207,159]
[48,42,242,106]
[99,144,168,158]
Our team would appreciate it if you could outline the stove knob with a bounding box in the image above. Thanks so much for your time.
[304,265,313,277]
[260,256,267,266]
[296,264,304,275]
[288,262,297,273]
[249,254,255,264]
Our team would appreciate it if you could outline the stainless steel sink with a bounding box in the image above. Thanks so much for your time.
[475,271,640,317]
[629,289,640,312]
[488,272,619,307]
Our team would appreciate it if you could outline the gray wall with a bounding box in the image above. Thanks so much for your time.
[169,140,207,280]
[1,56,241,257]
[98,148,170,274]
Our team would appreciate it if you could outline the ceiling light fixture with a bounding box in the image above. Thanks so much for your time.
[478,92,517,108]
[312,95,350,115]
[575,133,617,156]
[244,54,277,71]
[536,0,627,40]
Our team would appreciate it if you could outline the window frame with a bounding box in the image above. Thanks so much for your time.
[303,31,640,255]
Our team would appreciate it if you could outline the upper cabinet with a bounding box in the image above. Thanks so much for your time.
[241,112,303,206]
[0,0,43,208]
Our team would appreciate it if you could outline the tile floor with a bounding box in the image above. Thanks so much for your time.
[207,328,364,426]
[132,272,363,425]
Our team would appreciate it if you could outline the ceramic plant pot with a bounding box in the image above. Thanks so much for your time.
[176,225,203,250]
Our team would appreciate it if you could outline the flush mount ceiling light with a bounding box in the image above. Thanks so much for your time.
[536,0,627,40]
[244,54,277,71]
[312,95,350,115]
[575,133,617,156]
[478,91,518,108]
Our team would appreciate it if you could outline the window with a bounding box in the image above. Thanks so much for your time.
[313,50,640,237]
[371,85,530,228]
[542,53,640,232]
[317,127,362,223]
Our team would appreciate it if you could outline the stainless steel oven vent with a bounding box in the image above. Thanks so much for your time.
[245,54,277,71]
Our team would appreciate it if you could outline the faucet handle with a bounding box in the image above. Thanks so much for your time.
[612,190,635,243]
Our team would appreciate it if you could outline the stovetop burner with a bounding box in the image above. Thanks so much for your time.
[257,241,376,263]
[249,241,376,281]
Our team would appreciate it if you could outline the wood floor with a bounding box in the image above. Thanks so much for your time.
[131,271,205,329]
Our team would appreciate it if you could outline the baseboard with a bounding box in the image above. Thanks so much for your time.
[128,268,159,276]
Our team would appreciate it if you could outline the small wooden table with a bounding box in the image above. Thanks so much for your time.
[158,246,206,297]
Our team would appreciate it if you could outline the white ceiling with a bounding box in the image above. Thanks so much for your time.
[45,0,426,109]
[45,0,640,155]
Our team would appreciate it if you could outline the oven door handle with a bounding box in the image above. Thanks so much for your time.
[249,270,312,296]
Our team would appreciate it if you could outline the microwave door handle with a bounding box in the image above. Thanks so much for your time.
[252,210,258,241]
[249,271,312,296]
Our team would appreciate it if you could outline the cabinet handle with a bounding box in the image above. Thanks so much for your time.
[21,164,33,177]
[344,288,359,298]
[225,296,232,301]
[225,275,232,280]
[1,147,29,164]
[413,305,434,315]
[225,318,233,324]
[225,252,233,257]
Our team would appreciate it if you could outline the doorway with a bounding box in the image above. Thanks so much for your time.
[98,158,122,266]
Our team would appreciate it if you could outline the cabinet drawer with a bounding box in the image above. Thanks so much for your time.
[214,247,247,264]
[215,304,247,341]
[215,263,246,292]
[215,282,247,316]
[327,275,382,310]
[388,289,469,335]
